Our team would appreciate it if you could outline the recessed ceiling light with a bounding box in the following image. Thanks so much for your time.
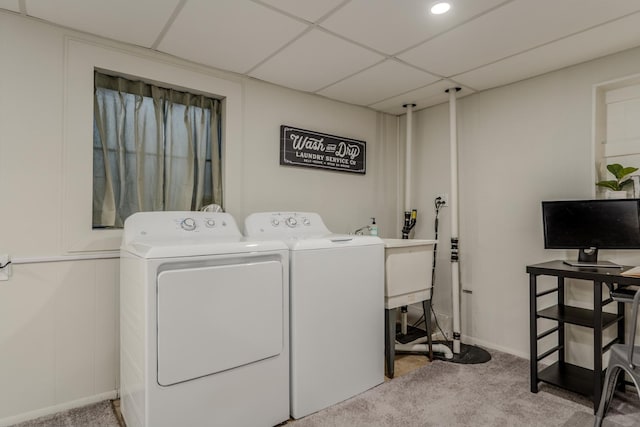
[430,2,451,15]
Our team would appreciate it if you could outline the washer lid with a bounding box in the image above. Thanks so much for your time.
[285,234,383,250]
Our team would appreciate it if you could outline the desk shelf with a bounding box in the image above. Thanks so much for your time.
[538,362,594,399]
[537,305,621,328]
[527,260,637,412]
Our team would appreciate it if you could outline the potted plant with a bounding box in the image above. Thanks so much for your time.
[596,163,639,198]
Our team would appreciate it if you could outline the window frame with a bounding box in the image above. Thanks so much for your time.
[63,37,242,253]
[92,73,222,228]
[593,72,640,198]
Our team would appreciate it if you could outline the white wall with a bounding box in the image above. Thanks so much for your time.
[240,78,401,235]
[0,11,401,424]
[0,14,122,425]
[413,45,640,360]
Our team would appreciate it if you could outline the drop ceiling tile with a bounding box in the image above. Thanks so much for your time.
[25,0,180,47]
[399,0,640,77]
[369,80,475,115]
[158,0,308,74]
[259,0,345,22]
[321,0,507,55]
[249,28,384,93]
[455,12,640,91]
[318,60,440,106]
[13,0,640,114]
[0,1,19,12]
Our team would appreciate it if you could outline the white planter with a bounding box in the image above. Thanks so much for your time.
[605,190,628,199]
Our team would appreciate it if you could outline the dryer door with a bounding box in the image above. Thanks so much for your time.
[156,259,284,386]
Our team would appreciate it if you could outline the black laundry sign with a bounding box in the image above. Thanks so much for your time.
[280,125,366,174]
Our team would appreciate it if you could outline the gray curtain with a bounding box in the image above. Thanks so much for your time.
[93,71,222,228]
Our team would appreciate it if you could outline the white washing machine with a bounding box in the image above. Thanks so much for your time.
[244,212,384,419]
[120,211,289,427]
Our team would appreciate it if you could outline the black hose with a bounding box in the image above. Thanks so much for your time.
[412,197,449,343]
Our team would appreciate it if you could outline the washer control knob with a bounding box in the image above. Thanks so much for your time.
[181,218,196,231]
[271,219,280,227]
[286,217,298,228]
[303,218,311,226]
[205,219,216,228]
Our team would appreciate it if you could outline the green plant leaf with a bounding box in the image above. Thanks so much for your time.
[596,180,620,191]
[619,178,633,189]
[620,166,639,178]
[607,163,624,178]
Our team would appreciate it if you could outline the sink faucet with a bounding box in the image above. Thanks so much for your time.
[353,225,372,235]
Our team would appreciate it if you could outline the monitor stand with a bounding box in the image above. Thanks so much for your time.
[563,247,621,268]
[562,260,621,268]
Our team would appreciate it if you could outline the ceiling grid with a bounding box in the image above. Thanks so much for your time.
[4,0,640,114]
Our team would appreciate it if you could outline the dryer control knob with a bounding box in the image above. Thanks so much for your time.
[271,219,280,227]
[181,218,197,231]
[303,218,311,226]
[286,217,298,228]
[205,219,216,228]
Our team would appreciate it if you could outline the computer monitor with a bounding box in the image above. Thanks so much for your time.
[541,199,640,267]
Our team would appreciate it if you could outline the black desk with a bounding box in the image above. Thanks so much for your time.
[527,260,640,411]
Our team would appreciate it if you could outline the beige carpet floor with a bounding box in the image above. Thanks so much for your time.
[10,350,640,426]
[290,350,640,427]
[11,401,121,427]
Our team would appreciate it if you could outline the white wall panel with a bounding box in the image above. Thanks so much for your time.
[0,260,119,425]
[94,259,119,394]
[0,263,58,419]
[0,14,63,256]
[54,262,96,403]
[0,1,19,12]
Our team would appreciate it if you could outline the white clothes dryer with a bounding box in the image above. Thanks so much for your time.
[120,211,289,427]
[244,212,384,419]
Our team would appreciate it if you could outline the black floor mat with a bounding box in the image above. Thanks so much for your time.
[432,340,492,364]
[395,325,491,364]
[395,324,428,344]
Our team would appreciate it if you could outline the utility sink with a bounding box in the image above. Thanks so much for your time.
[383,239,437,309]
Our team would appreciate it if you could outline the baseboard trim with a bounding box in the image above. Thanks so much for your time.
[0,390,118,427]
[460,334,529,360]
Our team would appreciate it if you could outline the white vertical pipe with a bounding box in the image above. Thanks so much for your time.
[396,115,402,233]
[404,104,415,211]
[400,104,416,333]
[448,88,461,354]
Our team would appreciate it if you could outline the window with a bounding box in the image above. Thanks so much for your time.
[593,74,640,198]
[93,71,222,228]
